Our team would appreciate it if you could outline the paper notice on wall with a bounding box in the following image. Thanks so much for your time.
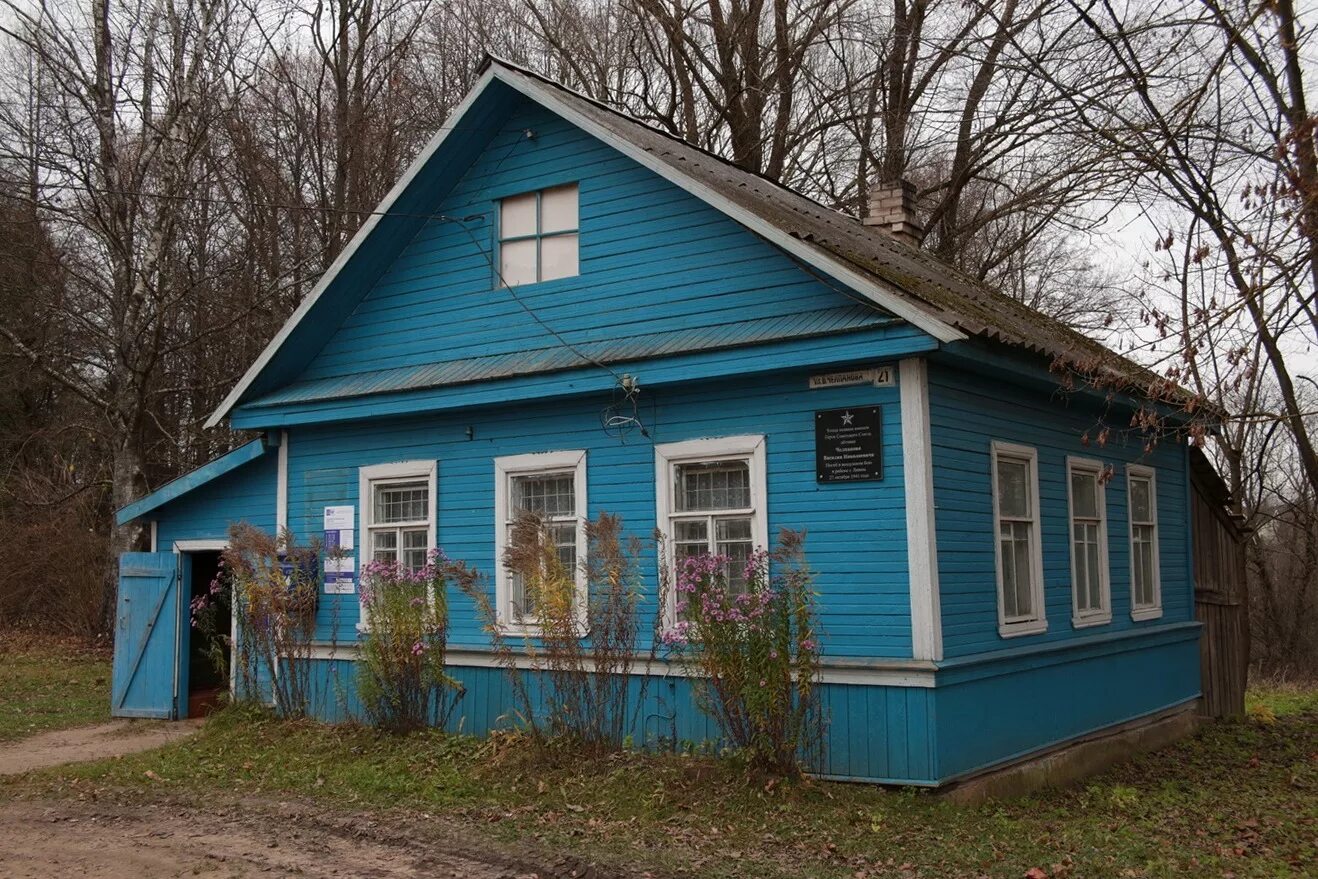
[323,505,354,531]
[323,571,355,595]
[325,556,354,574]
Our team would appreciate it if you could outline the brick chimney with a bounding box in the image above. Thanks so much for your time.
[864,179,924,247]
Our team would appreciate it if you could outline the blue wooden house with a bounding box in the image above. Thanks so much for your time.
[111,57,1210,787]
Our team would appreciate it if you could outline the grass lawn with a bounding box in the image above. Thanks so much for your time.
[0,632,110,742]
[2,681,1313,878]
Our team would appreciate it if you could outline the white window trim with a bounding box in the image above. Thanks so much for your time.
[1066,456,1112,628]
[493,449,588,636]
[1126,463,1163,621]
[654,435,768,627]
[990,441,1047,638]
[357,460,438,631]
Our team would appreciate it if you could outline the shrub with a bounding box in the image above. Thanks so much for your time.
[461,511,654,756]
[660,529,823,776]
[214,523,322,716]
[356,550,468,732]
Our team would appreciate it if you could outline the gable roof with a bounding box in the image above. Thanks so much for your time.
[207,56,1166,428]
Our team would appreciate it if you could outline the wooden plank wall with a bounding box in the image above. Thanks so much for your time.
[1190,461,1249,718]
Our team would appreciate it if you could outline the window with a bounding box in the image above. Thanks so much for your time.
[1127,465,1162,620]
[991,441,1046,637]
[498,184,579,286]
[359,462,437,574]
[655,436,768,623]
[494,450,587,631]
[1067,457,1111,627]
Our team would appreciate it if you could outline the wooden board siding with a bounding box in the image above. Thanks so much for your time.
[933,624,1201,781]
[286,368,914,658]
[1190,458,1249,718]
[152,451,279,549]
[302,657,938,784]
[927,360,1193,658]
[291,99,885,388]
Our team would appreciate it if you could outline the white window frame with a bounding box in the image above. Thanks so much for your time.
[496,183,579,287]
[990,441,1047,638]
[493,449,588,635]
[1126,464,1163,621]
[1066,456,1112,628]
[654,435,769,627]
[357,460,438,629]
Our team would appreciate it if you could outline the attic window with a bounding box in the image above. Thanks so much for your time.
[498,184,578,286]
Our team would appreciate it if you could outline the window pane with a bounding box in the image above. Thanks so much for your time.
[550,522,577,574]
[1071,471,1098,519]
[715,516,754,594]
[540,233,578,281]
[676,460,751,512]
[374,482,428,524]
[540,184,578,233]
[499,238,537,286]
[715,517,752,543]
[997,457,1030,519]
[500,192,537,238]
[401,529,428,572]
[1130,476,1152,522]
[512,474,576,517]
[1012,525,1033,618]
[1087,541,1102,609]
[1000,524,1019,618]
[371,529,397,565]
[674,519,708,562]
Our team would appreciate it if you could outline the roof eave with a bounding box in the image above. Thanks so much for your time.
[115,437,275,526]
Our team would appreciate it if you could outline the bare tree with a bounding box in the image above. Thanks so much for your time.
[0,0,246,621]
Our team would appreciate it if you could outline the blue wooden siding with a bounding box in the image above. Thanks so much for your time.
[286,99,889,391]
[301,657,937,784]
[153,451,278,548]
[933,624,1200,780]
[927,360,1193,658]
[286,368,913,658]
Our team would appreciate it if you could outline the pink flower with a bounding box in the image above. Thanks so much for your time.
[411,640,427,656]
[800,638,816,652]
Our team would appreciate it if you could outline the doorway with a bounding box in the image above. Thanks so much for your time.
[181,549,230,717]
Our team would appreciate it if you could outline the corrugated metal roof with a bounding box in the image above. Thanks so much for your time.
[247,304,897,407]
[488,58,1181,401]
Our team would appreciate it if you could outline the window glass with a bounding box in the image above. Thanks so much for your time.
[498,454,586,627]
[676,460,751,512]
[499,238,538,286]
[374,482,427,524]
[500,192,537,238]
[667,456,758,600]
[1130,477,1152,522]
[540,234,579,281]
[1128,471,1160,614]
[1070,471,1098,518]
[540,184,578,233]
[513,474,575,516]
[993,445,1043,631]
[498,185,579,287]
[996,458,1030,519]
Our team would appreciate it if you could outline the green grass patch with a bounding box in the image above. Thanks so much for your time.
[0,634,110,742]
[9,693,1316,879]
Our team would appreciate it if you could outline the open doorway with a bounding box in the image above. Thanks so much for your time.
[184,549,230,717]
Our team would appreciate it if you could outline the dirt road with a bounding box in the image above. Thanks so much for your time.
[0,797,634,878]
[0,720,203,776]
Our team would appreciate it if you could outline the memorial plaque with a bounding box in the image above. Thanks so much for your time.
[815,407,883,482]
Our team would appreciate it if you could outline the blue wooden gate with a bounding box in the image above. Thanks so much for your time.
[111,552,181,719]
